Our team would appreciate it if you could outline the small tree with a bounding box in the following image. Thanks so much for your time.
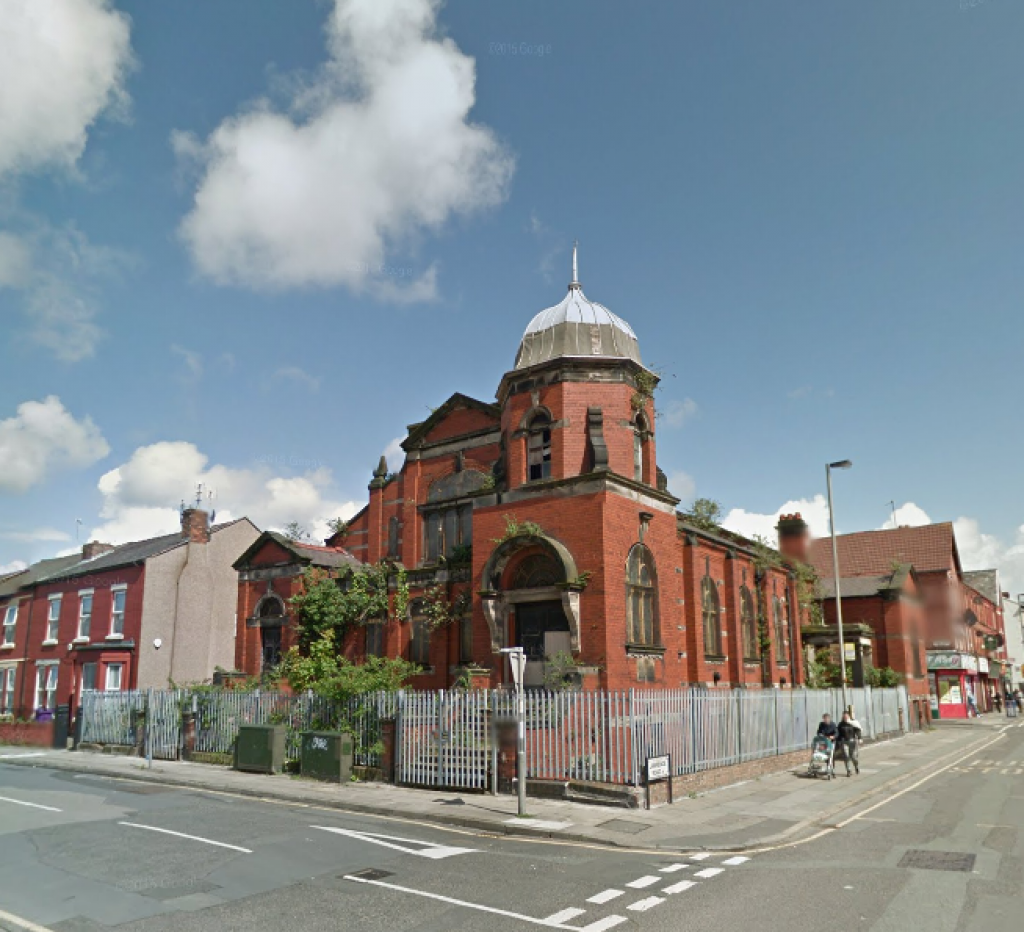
[327,517,350,542]
[283,521,311,542]
[684,498,723,532]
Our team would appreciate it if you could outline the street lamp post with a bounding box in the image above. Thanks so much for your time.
[826,459,853,714]
[499,647,527,817]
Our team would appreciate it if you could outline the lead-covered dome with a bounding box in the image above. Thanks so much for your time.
[514,248,642,370]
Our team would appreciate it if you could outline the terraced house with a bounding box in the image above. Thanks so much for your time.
[0,510,258,718]
[236,252,809,691]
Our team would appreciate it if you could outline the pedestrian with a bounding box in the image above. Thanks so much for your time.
[817,712,838,741]
[1014,688,1023,715]
[837,711,861,777]
[966,686,979,718]
[994,691,1002,714]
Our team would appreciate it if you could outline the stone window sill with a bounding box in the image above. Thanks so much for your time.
[0,643,14,651]
[105,634,124,641]
[625,644,666,656]
[72,637,89,645]
[704,655,727,664]
[41,639,58,647]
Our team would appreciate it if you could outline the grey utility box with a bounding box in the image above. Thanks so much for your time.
[234,723,287,774]
[300,731,354,783]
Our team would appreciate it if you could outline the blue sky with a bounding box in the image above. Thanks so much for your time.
[1,0,1023,592]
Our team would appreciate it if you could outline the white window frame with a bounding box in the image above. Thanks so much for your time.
[104,663,123,692]
[0,666,15,714]
[80,661,98,695]
[45,595,62,644]
[2,603,17,647]
[76,589,94,642]
[108,585,127,638]
[36,663,58,711]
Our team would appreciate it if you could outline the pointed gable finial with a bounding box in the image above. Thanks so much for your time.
[370,454,389,490]
[569,239,580,290]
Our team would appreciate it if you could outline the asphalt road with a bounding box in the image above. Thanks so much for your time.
[1,723,1022,932]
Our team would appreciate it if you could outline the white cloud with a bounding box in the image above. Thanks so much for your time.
[0,0,133,179]
[666,470,696,504]
[0,527,72,543]
[954,517,1024,603]
[274,366,321,393]
[175,0,513,297]
[383,436,405,473]
[0,396,110,493]
[528,212,563,283]
[662,398,698,429]
[0,221,130,361]
[723,494,831,546]
[89,441,360,546]
[880,501,932,530]
[171,344,204,383]
[0,560,28,576]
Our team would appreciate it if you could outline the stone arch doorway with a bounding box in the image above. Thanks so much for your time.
[479,532,583,685]
[255,595,285,673]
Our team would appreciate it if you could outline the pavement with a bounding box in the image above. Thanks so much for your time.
[0,715,1013,853]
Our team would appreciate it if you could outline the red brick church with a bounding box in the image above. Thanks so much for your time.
[235,249,806,690]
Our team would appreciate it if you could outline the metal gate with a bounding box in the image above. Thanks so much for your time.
[145,689,183,760]
[397,691,490,789]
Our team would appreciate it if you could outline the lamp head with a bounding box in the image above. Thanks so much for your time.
[828,459,853,470]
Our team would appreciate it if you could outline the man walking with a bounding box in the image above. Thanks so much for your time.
[837,711,861,776]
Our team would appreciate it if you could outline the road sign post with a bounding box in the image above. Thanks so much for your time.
[500,647,527,816]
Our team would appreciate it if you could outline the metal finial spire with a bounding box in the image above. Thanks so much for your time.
[569,240,580,290]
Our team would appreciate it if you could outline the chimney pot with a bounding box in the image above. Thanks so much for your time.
[82,541,115,560]
[181,508,211,544]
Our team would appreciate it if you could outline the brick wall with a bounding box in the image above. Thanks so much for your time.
[0,718,54,747]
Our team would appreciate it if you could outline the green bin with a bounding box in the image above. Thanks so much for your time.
[300,731,354,783]
[234,723,286,774]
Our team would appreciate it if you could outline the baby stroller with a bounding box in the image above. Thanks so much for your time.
[807,734,835,780]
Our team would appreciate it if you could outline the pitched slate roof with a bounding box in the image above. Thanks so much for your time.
[234,531,363,572]
[963,569,1000,604]
[34,520,252,583]
[0,555,84,596]
[807,523,959,579]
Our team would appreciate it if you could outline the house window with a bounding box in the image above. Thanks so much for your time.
[459,613,473,664]
[2,604,16,646]
[774,597,789,663]
[0,667,15,713]
[365,621,384,658]
[740,586,757,660]
[36,664,58,710]
[77,592,93,640]
[423,504,472,563]
[105,663,123,692]
[633,413,648,483]
[527,413,552,481]
[110,587,126,637]
[702,576,722,657]
[81,662,98,694]
[409,608,431,667]
[626,544,658,646]
[46,596,61,642]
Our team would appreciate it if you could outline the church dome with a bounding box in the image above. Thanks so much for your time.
[514,246,642,370]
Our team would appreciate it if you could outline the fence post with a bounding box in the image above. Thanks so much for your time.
[628,688,638,787]
[774,688,781,756]
[735,690,743,762]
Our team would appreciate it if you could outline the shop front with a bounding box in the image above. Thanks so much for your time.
[927,651,978,719]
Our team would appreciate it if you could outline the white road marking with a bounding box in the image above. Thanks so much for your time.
[659,863,689,872]
[544,908,586,923]
[587,889,624,904]
[0,907,54,932]
[345,874,613,929]
[722,856,749,866]
[694,867,724,879]
[118,821,251,853]
[663,879,698,894]
[0,752,46,760]
[0,795,61,812]
[578,917,627,932]
[627,896,665,912]
[312,825,476,859]
[505,818,573,831]
[689,852,711,860]
[625,875,661,889]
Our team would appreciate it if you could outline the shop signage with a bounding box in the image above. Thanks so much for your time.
[927,652,979,672]
[979,658,989,674]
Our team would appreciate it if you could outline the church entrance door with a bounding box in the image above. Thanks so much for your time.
[516,600,570,687]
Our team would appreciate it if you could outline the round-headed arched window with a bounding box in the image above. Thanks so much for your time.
[510,552,562,589]
[633,413,648,483]
[527,412,552,481]
[702,576,722,657]
[626,544,658,646]
[773,596,789,663]
[258,596,285,621]
[740,586,757,660]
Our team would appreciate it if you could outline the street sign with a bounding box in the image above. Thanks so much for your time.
[647,756,670,781]
[501,647,527,689]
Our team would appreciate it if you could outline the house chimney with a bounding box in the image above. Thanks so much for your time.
[82,541,115,560]
[776,513,810,564]
[181,508,210,544]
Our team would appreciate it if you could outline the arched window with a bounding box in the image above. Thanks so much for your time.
[740,586,757,660]
[633,413,648,483]
[702,576,722,656]
[511,553,562,589]
[626,545,658,646]
[408,600,431,667]
[773,596,789,663]
[258,596,285,620]
[527,413,552,481]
